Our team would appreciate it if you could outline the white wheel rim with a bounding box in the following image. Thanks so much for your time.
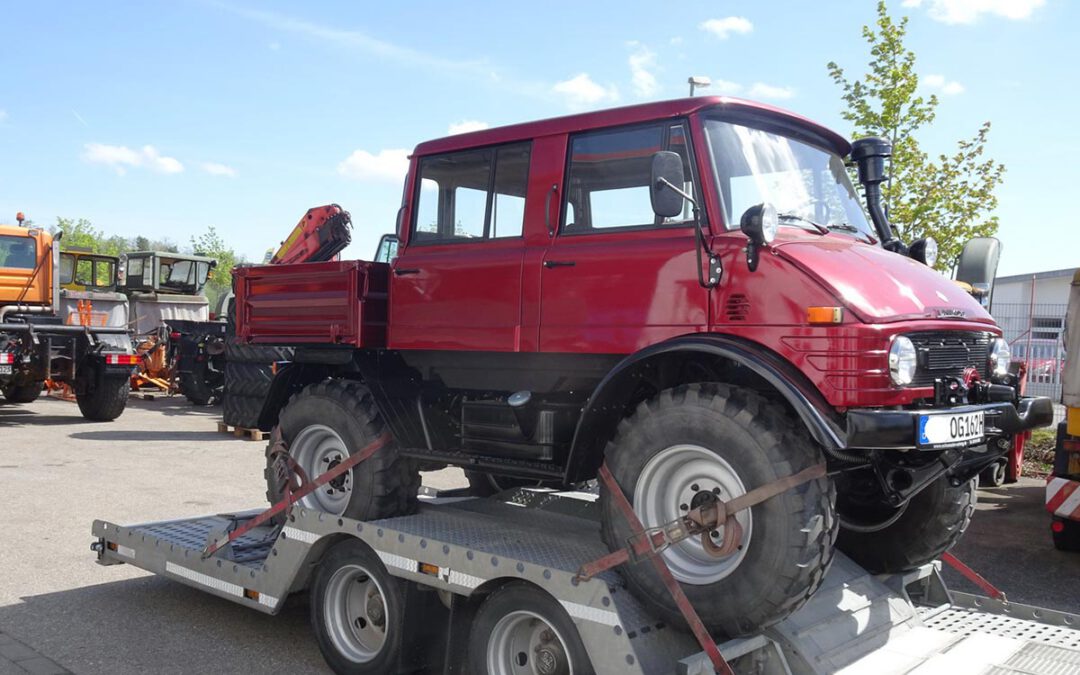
[633,444,752,584]
[290,424,352,515]
[486,610,573,675]
[324,563,389,663]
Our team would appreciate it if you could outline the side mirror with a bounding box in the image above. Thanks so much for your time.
[956,237,1001,307]
[374,234,400,264]
[650,151,686,218]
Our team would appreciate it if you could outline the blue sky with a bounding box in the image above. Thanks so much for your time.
[0,0,1073,276]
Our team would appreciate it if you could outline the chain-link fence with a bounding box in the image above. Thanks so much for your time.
[991,301,1067,424]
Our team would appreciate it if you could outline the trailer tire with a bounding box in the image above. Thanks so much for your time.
[2,381,44,403]
[266,379,419,520]
[76,376,129,421]
[468,581,594,675]
[224,340,294,365]
[600,383,836,638]
[311,539,406,674]
[179,360,221,406]
[837,477,976,573]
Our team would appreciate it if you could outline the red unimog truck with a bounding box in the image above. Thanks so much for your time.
[227,97,1052,654]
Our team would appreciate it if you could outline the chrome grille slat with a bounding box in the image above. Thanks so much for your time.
[907,331,992,386]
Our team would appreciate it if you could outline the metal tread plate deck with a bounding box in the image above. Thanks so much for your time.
[93,496,702,674]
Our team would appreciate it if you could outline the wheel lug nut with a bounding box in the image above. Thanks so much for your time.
[680,503,689,511]
[712,487,721,495]
[691,483,700,492]
[710,531,720,539]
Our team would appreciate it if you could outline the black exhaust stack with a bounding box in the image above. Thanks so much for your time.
[851,137,904,253]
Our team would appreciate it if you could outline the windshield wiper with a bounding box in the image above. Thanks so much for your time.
[777,213,828,235]
[826,223,876,243]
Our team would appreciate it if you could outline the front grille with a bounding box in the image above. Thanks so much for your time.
[907,331,992,386]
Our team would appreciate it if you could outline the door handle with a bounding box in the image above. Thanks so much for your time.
[394,268,420,276]
[543,260,575,269]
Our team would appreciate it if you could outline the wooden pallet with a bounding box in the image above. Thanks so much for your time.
[216,421,267,442]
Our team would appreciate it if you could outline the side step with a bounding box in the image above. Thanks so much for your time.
[399,448,565,480]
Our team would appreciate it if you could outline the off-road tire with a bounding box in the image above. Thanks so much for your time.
[837,477,976,573]
[467,581,595,675]
[224,362,273,398]
[265,379,419,520]
[311,539,407,674]
[600,383,836,637]
[224,341,294,365]
[2,381,44,403]
[223,392,264,429]
[179,361,220,406]
[76,377,129,421]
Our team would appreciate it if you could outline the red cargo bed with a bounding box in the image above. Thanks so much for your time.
[233,260,388,346]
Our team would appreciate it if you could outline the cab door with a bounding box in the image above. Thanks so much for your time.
[538,122,710,354]
[390,143,532,351]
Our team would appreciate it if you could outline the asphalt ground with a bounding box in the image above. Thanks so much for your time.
[1,395,1078,673]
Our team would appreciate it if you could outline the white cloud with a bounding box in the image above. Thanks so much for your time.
[923,73,965,95]
[710,79,744,95]
[447,120,489,135]
[0,109,7,123]
[551,73,619,108]
[268,41,281,50]
[902,0,1045,23]
[700,17,753,39]
[337,148,410,182]
[82,143,184,175]
[202,162,237,177]
[748,82,796,100]
[628,46,659,98]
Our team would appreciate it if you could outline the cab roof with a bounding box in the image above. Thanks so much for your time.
[412,96,850,158]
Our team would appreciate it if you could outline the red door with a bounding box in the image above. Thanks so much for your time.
[538,122,710,354]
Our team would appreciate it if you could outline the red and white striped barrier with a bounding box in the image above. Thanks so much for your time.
[1046,476,1080,521]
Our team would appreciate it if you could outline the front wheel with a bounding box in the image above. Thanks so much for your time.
[468,581,594,675]
[600,383,836,637]
[311,539,405,674]
[837,476,976,573]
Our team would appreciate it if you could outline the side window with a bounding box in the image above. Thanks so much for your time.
[59,255,75,285]
[411,142,531,244]
[76,259,93,285]
[563,123,696,233]
[95,259,115,287]
[127,257,143,278]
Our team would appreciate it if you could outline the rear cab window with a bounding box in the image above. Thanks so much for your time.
[411,142,532,244]
[561,122,697,234]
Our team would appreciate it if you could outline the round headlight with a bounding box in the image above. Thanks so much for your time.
[923,238,938,267]
[760,203,778,244]
[889,336,918,386]
[909,236,938,267]
[989,337,1011,377]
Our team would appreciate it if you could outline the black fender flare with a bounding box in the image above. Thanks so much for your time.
[563,334,844,483]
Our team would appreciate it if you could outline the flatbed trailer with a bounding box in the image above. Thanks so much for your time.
[93,488,1080,674]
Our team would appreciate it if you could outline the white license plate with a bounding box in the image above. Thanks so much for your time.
[0,365,11,375]
[918,411,985,448]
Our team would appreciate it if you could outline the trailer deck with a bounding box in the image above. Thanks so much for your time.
[93,488,1080,674]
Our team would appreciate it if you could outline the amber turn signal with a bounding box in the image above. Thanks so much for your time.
[807,307,843,324]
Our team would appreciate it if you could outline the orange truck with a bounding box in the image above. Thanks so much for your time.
[0,213,136,419]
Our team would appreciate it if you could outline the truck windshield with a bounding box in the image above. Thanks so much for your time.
[0,235,37,269]
[704,118,873,238]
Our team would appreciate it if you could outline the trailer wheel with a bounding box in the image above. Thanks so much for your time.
[76,376,129,421]
[179,360,222,406]
[468,581,594,675]
[266,379,419,520]
[224,362,273,398]
[979,460,1007,488]
[311,539,405,674]
[837,476,976,573]
[2,381,44,403]
[600,383,836,637]
[223,392,264,429]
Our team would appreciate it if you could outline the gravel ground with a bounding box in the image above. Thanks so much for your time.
[1,395,1077,673]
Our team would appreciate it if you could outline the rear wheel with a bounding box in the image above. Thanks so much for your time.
[837,476,976,573]
[2,381,43,403]
[265,379,419,520]
[311,539,405,674]
[76,376,129,421]
[600,383,836,637]
[468,582,594,675]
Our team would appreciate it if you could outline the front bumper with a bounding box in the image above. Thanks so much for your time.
[845,396,1055,450]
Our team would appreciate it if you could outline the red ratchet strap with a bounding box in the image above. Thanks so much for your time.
[594,463,732,674]
[941,552,1007,601]
[202,428,391,558]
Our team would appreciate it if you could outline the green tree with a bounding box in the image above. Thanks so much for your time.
[827,1,1005,271]
[191,225,243,311]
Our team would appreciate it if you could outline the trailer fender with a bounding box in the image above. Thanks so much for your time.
[563,334,844,483]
